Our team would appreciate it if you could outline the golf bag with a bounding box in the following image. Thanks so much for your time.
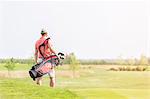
[29,52,64,81]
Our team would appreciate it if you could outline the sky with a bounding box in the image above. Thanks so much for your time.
[0,0,150,59]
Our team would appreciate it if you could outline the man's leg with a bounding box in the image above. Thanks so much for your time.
[36,58,43,85]
[48,69,56,87]
[36,77,42,85]
[50,77,55,87]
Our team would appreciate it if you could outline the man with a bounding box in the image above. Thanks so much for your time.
[34,29,56,87]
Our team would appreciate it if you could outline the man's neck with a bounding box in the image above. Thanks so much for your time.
[41,35,48,39]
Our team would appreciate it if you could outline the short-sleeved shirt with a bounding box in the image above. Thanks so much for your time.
[35,36,52,58]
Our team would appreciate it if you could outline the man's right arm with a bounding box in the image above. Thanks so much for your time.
[35,48,38,63]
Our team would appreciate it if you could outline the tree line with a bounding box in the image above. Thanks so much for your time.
[0,54,150,66]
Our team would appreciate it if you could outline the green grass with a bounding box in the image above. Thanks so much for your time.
[0,78,79,99]
[0,78,130,99]
[0,64,150,99]
[71,88,127,99]
[0,63,31,71]
[0,77,149,99]
[71,88,150,99]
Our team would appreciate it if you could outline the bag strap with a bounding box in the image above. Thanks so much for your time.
[38,37,50,59]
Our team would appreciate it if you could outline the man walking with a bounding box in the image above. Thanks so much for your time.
[34,29,56,87]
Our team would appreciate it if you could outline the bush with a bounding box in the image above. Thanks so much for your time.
[109,66,148,71]
[126,67,131,71]
[132,68,136,71]
[110,68,118,71]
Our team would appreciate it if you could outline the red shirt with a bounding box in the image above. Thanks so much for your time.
[35,36,52,58]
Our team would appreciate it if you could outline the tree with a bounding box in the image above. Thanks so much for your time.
[68,53,80,78]
[139,54,148,65]
[4,58,16,77]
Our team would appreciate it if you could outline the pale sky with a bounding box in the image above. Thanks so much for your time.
[0,0,150,59]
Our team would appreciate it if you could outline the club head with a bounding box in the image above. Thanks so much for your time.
[58,52,65,60]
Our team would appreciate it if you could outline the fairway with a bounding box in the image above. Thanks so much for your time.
[0,64,150,99]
